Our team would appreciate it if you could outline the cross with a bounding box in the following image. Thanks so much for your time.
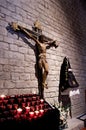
[9,20,59,98]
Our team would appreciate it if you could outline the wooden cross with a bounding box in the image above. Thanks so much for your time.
[9,20,59,98]
[9,20,54,42]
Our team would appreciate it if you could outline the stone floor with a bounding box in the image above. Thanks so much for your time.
[64,118,85,130]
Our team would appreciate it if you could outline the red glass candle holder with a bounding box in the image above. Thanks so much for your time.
[39,104,44,109]
[23,97,27,102]
[9,98,14,104]
[27,102,30,106]
[6,95,10,99]
[17,98,22,104]
[17,108,22,115]
[35,110,39,116]
[13,104,18,109]
[29,111,34,118]
[21,114,27,120]
[39,109,44,115]
[40,99,44,103]
[33,115,37,119]
[7,104,12,110]
[31,101,35,106]
[10,109,16,116]
[30,106,35,111]
[36,95,40,100]
[28,97,32,102]
[0,100,2,105]
[0,94,6,101]
[44,108,48,113]
[36,100,40,105]
[3,99,8,104]
[25,106,30,113]
[35,105,40,110]
[0,105,6,111]
[32,96,36,101]
[22,102,26,108]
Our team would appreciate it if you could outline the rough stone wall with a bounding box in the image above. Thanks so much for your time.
[0,0,86,117]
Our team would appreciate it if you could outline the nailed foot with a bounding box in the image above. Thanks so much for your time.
[42,82,48,89]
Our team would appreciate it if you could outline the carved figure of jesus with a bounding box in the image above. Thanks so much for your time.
[10,22,59,89]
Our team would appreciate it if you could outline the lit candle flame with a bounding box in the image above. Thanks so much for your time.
[0,94,6,99]
[17,108,22,114]
[40,99,44,103]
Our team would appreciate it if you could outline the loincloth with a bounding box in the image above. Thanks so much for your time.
[38,53,46,59]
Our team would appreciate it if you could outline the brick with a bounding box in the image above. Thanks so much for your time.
[0,72,10,80]
[3,65,11,72]
[18,47,28,54]
[8,51,24,60]
[1,6,11,16]
[4,80,15,88]
[7,3,16,12]
[20,73,30,80]
[1,26,8,36]
[0,89,8,96]
[11,73,20,80]
[0,35,4,41]
[9,59,25,66]
[0,80,4,88]
[0,58,9,64]
[3,36,14,44]
[0,65,2,71]
[10,44,18,51]
[15,80,30,88]
[0,42,9,50]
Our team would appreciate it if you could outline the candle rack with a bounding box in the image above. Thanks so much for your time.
[0,94,60,130]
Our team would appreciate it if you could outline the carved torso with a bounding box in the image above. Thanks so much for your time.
[38,43,46,54]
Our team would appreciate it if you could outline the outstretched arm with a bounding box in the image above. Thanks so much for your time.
[9,22,40,45]
[45,40,59,48]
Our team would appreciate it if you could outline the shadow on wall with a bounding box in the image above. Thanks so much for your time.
[57,0,83,43]
[80,0,86,10]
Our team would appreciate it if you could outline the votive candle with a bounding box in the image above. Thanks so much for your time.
[17,108,22,114]
[29,111,34,118]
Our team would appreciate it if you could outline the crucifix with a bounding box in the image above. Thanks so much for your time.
[9,20,59,98]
